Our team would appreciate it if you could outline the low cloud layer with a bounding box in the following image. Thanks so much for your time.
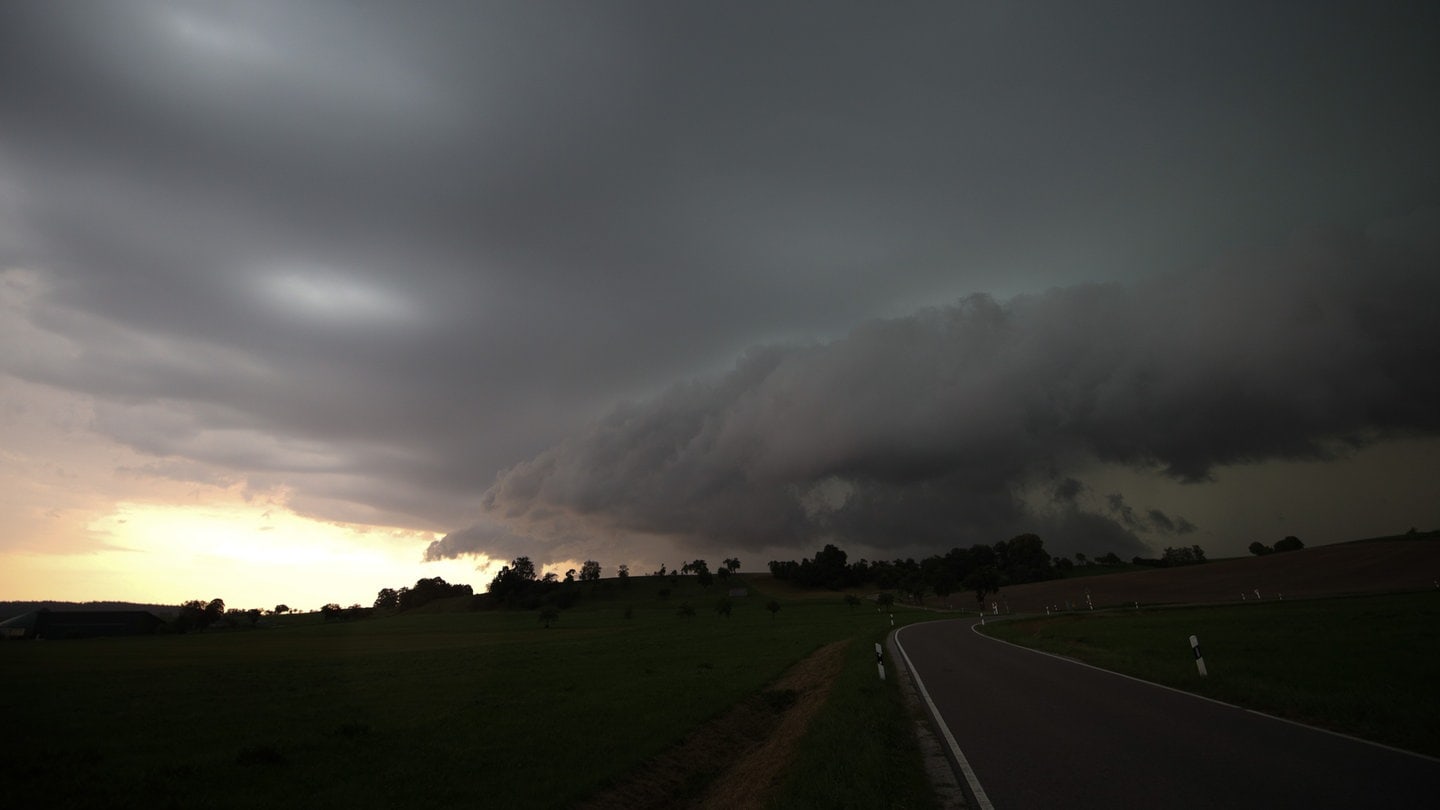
[433,214,1440,561]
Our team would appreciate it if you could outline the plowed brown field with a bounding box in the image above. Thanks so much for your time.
[974,539,1440,614]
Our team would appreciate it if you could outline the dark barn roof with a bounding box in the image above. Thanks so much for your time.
[0,609,164,640]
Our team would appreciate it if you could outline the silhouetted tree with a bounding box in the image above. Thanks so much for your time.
[205,598,226,625]
[965,566,1001,609]
[579,560,602,582]
[488,558,540,606]
[1249,541,1274,556]
[768,559,800,580]
[724,557,741,574]
[997,534,1053,583]
[176,599,218,632]
[1275,536,1305,553]
[274,604,289,615]
[399,577,472,610]
[1161,545,1207,566]
[617,564,630,588]
[511,557,537,580]
[810,544,850,589]
[374,588,399,610]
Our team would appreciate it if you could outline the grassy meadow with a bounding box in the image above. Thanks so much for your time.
[0,575,938,809]
[980,590,1440,757]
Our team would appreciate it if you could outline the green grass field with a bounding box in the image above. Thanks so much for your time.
[979,591,1440,757]
[0,576,938,809]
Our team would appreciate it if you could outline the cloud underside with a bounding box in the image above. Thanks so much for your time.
[430,215,1440,562]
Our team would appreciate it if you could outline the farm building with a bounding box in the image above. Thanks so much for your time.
[0,609,165,640]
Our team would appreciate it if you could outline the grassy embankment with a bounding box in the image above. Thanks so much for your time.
[980,590,1440,757]
[0,574,937,809]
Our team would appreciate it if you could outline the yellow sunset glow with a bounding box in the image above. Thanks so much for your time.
[1,497,494,612]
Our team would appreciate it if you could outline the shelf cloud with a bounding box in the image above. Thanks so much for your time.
[433,214,1440,560]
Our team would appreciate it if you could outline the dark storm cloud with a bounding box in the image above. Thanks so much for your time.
[1146,510,1177,534]
[1051,478,1086,504]
[1143,509,1195,536]
[1107,494,1142,530]
[1,3,1438,558]
[435,217,1440,559]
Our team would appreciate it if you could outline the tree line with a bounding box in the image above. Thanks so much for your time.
[170,598,267,632]
[485,557,611,609]
[1129,544,1209,567]
[1249,535,1305,556]
[766,537,1215,604]
[373,577,474,613]
[768,535,1058,606]
[483,556,742,610]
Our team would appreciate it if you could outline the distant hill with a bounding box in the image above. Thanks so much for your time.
[1342,528,1440,544]
[0,600,179,622]
[982,535,1440,613]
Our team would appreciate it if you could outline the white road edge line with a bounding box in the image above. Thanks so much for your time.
[968,620,1243,710]
[970,619,1440,766]
[893,623,995,810]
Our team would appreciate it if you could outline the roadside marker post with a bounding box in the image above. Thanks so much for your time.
[876,642,886,681]
[1190,634,1208,677]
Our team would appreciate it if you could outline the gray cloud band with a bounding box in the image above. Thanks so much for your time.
[433,215,1440,561]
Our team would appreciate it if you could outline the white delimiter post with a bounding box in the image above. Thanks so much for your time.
[1190,634,1208,677]
[875,642,886,681]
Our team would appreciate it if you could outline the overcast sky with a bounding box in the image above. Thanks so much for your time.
[2,2,1438,605]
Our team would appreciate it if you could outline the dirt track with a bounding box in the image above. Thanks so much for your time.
[578,641,849,810]
[954,539,1440,614]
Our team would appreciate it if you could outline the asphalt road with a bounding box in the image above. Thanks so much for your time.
[894,618,1440,809]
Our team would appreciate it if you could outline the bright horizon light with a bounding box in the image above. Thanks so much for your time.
[2,496,494,612]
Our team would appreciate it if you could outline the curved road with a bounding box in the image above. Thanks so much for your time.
[894,618,1440,809]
